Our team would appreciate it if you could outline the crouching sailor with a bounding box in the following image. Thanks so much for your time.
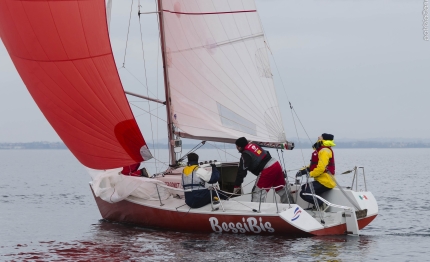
[234,137,293,204]
[297,133,336,209]
[181,153,225,208]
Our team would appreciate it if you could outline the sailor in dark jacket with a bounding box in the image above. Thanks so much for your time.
[233,137,291,203]
[181,153,223,208]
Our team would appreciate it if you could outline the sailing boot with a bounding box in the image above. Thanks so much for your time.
[211,196,220,210]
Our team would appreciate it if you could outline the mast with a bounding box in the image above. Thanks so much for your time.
[156,0,176,166]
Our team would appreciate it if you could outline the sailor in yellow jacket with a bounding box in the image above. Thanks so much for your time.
[297,133,336,209]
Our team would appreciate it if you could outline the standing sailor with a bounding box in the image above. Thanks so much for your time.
[233,137,291,203]
[181,153,223,208]
[297,133,336,209]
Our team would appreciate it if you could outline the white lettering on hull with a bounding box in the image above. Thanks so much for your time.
[209,217,275,233]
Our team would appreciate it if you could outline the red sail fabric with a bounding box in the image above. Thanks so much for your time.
[0,0,148,169]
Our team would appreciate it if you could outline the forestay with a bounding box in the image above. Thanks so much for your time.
[161,0,286,144]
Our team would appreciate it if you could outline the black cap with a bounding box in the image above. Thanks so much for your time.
[187,153,199,162]
[235,137,248,147]
[321,133,334,140]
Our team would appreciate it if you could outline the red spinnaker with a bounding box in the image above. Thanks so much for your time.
[0,0,148,169]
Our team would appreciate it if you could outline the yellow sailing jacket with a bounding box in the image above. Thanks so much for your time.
[309,140,336,189]
[183,165,198,176]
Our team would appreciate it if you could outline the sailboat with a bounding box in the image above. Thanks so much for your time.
[0,0,377,236]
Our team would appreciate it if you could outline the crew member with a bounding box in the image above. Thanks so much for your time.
[233,137,291,203]
[297,133,336,209]
[121,163,149,177]
[181,153,223,208]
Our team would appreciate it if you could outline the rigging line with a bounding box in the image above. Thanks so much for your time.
[130,103,167,123]
[206,142,239,160]
[122,0,134,67]
[214,146,223,163]
[290,102,307,165]
[119,67,158,98]
[133,105,165,119]
[138,1,157,173]
[255,11,311,163]
[177,141,206,163]
[147,155,169,168]
[281,150,287,172]
[292,108,313,144]
[130,103,165,113]
[171,4,278,125]
[276,149,285,171]
[154,0,161,174]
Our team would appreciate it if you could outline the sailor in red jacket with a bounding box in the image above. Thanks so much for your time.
[233,137,291,203]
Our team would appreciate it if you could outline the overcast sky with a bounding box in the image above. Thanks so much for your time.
[0,0,429,143]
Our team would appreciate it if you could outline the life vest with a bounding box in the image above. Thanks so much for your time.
[181,165,205,191]
[242,143,268,171]
[309,146,335,175]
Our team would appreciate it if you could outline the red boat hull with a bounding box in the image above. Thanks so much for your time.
[92,190,377,236]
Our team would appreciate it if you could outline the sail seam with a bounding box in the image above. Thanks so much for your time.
[196,1,280,129]
[9,52,112,63]
[18,1,120,138]
[163,3,283,136]
[163,9,256,15]
[5,1,118,143]
[163,12,274,128]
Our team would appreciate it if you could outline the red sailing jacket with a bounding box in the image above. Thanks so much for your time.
[309,146,335,175]
[121,163,142,176]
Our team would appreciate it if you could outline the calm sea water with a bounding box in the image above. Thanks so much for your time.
[1,148,429,261]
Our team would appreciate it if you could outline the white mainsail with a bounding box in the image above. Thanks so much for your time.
[161,0,286,144]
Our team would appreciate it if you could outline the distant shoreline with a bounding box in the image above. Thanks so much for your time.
[1,141,430,150]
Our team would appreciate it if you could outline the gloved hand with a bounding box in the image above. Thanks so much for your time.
[210,163,216,168]
[233,186,242,195]
[296,167,309,177]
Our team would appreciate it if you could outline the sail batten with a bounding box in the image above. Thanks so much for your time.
[9,52,112,63]
[171,89,280,139]
[0,0,150,169]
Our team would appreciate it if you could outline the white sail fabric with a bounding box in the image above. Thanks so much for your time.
[162,0,286,143]
[88,168,170,203]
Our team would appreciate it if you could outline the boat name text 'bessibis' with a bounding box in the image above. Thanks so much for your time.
[209,217,274,233]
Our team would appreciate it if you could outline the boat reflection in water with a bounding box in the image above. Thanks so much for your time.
[3,220,377,261]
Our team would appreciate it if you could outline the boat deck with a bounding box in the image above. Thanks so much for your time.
[126,194,293,216]
[126,193,344,229]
